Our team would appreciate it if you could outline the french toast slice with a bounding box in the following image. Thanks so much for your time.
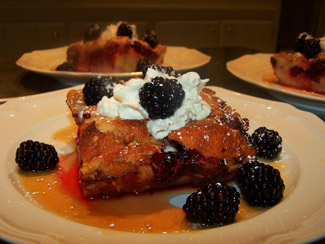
[67,87,256,198]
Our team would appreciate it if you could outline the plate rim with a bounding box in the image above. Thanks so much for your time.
[15,45,211,81]
[0,86,325,244]
[226,53,325,103]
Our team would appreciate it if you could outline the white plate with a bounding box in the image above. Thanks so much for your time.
[226,53,325,117]
[16,46,211,85]
[1,86,325,244]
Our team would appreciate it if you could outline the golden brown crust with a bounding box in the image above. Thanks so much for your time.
[168,88,256,181]
[168,117,254,160]
[66,87,256,198]
[66,89,85,125]
[78,116,162,179]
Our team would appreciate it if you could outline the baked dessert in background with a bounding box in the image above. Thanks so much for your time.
[66,66,257,198]
[271,32,325,94]
[57,22,167,73]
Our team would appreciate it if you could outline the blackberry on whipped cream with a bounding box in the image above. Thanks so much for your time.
[100,21,139,42]
[294,32,325,58]
[96,68,211,140]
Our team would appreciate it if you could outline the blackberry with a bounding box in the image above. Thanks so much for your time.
[83,76,118,106]
[294,32,321,59]
[306,59,325,79]
[143,29,159,48]
[251,127,282,159]
[142,64,179,77]
[83,23,102,42]
[56,61,76,72]
[237,161,285,207]
[183,182,240,226]
[15,140,59,172]
[139,76,185,119]
[117,21,133,39]
[136,57,152,73]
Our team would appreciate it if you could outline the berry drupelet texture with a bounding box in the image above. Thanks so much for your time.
[294,32,321,59]
[251,127,282,159]
[237,160,285,207]
[143,29,159,48]
[183,182,240,226]
[117,21,133,39]
[141,63,178,77]
[15,140,59,172]
[83,23,102,42]
[83,76,118,106]
[139,76,185,119]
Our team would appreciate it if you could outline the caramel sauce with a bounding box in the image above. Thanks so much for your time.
[52,123,78,145]
[17,125,267,233]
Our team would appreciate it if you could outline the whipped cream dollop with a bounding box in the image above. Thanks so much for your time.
[96,68,211,140]
[101,21,138,41]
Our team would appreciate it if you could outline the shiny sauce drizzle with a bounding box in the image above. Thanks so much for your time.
[17,125,267,233]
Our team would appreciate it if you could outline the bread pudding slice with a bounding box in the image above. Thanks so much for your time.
[67,84,256,198]
[271,52,325,94]
[67,36,166,73]
[59,22,167,73]
[270,32,325,94]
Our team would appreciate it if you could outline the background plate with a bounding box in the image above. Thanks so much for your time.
[16,46,211,86]
[226,53,325,117]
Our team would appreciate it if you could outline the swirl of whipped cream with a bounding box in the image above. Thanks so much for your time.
[96,68,211,140]
[97,78,148,119]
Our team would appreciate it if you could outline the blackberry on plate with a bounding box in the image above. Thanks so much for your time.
[183,182,240,226]
[139,76,185,119]
[117,21,133,39]
[251,126,282,159]
[15,140,59,172]
[83,76,118,106]
[294,32,321,59]
[237,160,285,207]
[56,61,76,72]
[136,57,152,73]
[83,23,102,42]
[143,29,159,48]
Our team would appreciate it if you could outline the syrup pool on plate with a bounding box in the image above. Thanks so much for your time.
[15,124,276,234]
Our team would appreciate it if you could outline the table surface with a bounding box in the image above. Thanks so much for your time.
[0,48,324,244]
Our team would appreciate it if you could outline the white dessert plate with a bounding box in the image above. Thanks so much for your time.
[226,53,325,117]
[16,46,211,85]
[0,86,325,244]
